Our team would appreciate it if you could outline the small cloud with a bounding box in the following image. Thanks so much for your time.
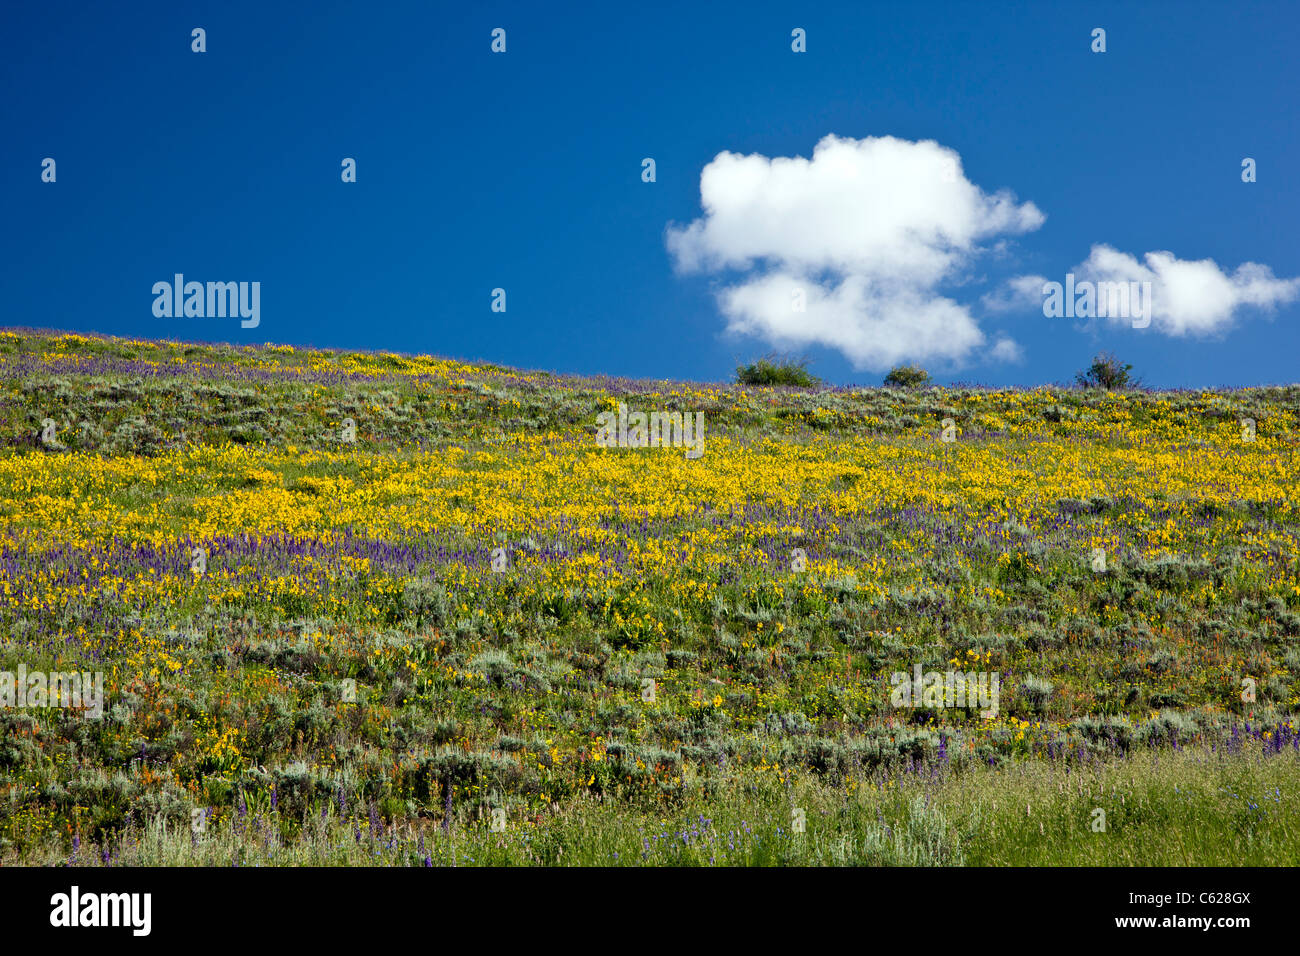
[1075,245,1300,337]
[982,275,1048,313]
[988,337,1024,364]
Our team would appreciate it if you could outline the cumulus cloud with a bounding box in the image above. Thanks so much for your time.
[988,247,1300,336]
[1075,245,1300,336]
[666,134,1044,370]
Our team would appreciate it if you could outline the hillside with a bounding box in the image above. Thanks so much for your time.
[1,328,1298,865]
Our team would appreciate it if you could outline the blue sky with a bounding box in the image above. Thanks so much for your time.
[3,0,1297,387]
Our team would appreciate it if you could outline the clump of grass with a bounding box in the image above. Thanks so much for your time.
[883,363,930,387]
[736,355,820,387]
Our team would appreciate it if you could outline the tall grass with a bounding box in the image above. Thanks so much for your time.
[25,745,1299,866]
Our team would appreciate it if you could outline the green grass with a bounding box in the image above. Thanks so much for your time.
[22,745,1298,866]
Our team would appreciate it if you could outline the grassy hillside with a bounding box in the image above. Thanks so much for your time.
[1,329,1298,865]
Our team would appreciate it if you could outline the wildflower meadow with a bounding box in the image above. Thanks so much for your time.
[1,329,1297,867]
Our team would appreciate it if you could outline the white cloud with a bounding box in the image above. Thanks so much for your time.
[1075,245,1300,336]
[988,336,1025,364]
[991,247,1300,336]
[720,272,985,369]
[982,274,1048,313]
[666,134,1044,370]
